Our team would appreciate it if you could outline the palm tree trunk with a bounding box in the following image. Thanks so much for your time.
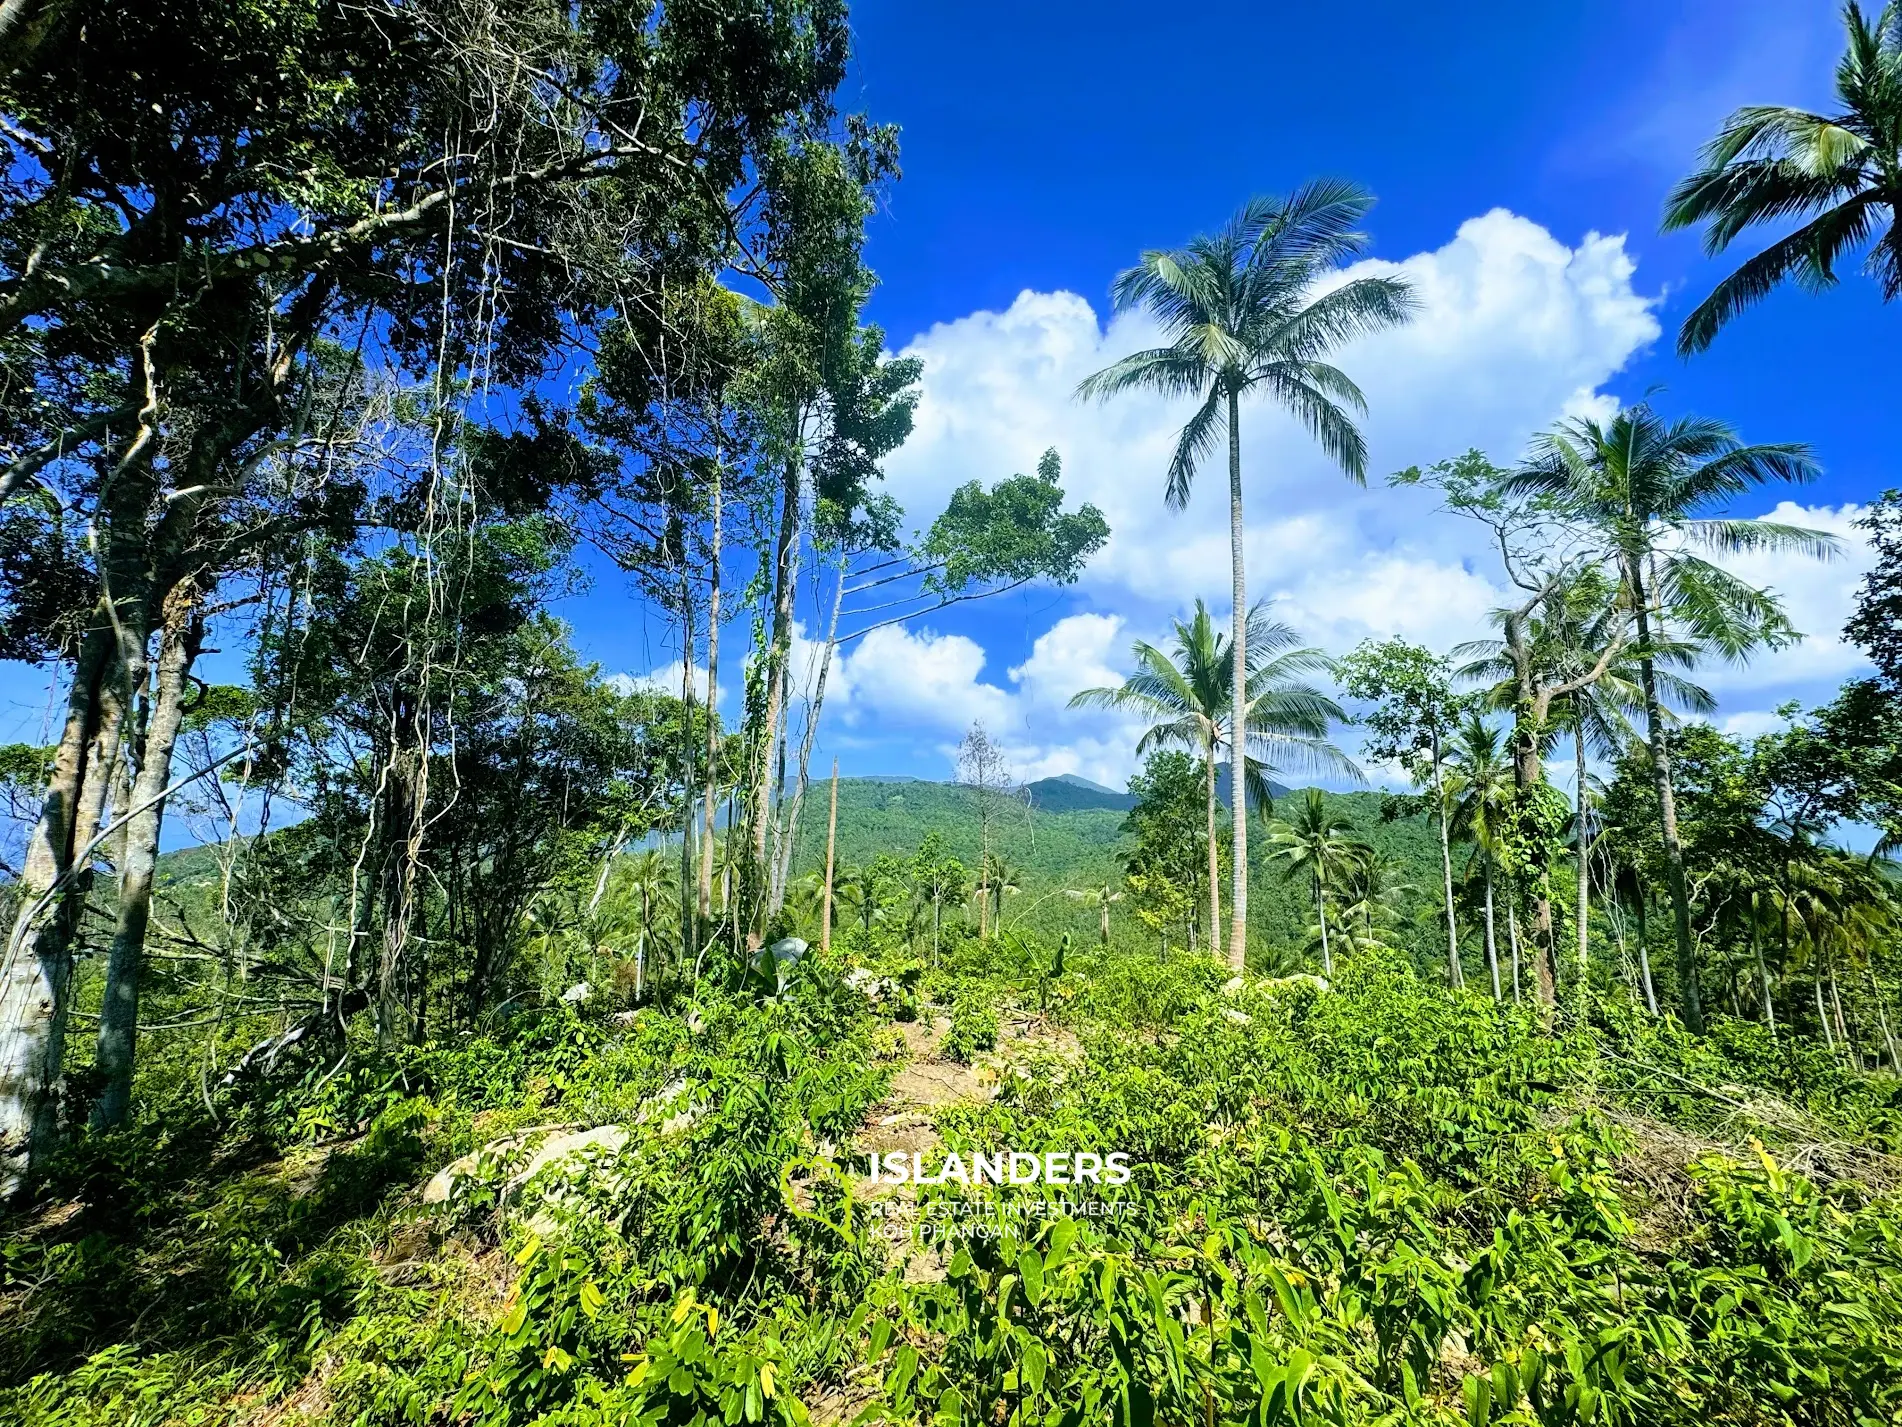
[1432,729,1461,987]
[1574,725,1591,987]
[1225,385,1249,971]
[1815,969,1835,1052]
[821,759,838,954]
[1483,863,1501,1001]
[1634,890,1659,1015]
[92,578,203,1129]
[1751,902,1776,1041]
[1865,970,1898,1074]
[1627,561,1702,1031]
[698,464,722,922]
[1203,747,1222,964]
[1314,872,1332,976]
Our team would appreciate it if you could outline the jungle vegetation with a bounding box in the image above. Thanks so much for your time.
[3,3,1902,1426]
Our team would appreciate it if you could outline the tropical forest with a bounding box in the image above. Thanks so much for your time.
[6,2,1902,1425]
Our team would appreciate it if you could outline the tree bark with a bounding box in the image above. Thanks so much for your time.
[1314,872,1332,977]
[0,626,113,1196]
[1204,746,1222,965]
[1432,728,1461,987]
[92,578,204,1128]
[1751,900,1776,1041]
[1483,861,1501,1001]
[1574,725,1591,989]
[821,759,838,954]
[771,553,845,914]
[1225,386,1249,970]
[1627,559,1701,1030]
[698,465,722,922]
[751,457,801,932]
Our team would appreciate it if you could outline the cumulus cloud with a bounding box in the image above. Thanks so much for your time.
[610,662,719,705]
[1700,501,1875,697]
[882,209,1661,626]
[800,211,1866,782]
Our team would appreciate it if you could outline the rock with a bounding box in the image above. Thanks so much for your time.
[1222,976,1246,995]
[421,1122,571,1205]
[561,981,593,1003]
[1222,1007,1252,1026]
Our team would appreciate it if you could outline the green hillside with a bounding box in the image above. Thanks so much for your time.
[786,776,1447,968]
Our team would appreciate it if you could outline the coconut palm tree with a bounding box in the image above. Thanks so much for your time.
[1340,849,1418,948]
[1443,716,1516,1000]
[1509,405,1835,1030]
[1263,789,1370,976]
[1460,569,1712,999]
[1664,2,1902,354]
[1066,883,1124,945]
[1077,183,1414,966]
[1070,598,1358,968]
[985,854,1024,931]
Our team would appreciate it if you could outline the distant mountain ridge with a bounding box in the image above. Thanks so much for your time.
[1021,773,1134,813]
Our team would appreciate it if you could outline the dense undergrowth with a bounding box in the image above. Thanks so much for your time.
[5,935,1902,1427]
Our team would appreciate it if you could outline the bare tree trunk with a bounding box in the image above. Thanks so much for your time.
[1432,728,1460,987]
[1314,873,1331,976]
[771,554,845,914]
[750,458,801,927]
[0,627,114,1196]
[1483,861,1501,1001]
[1203,746,1222,965]
[1866,970,1898,1074]
[1634,891,1659,1016]
[1751,902,1776,1041]
[698,466,722,922]
[821,760,838,954]
[1574,725,1591,988]
[1628,560,1701,1031]
[92,579,203,1128]
[679,568,698,973]
[1224,386,1249,971]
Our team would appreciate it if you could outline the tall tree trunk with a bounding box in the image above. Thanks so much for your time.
[1432,728,1461,987]
[1574,724,1591,990]
[1508,899,1523,1005]
[1314,872,1331,976]
[0,626,114,1196]
[1483,861,1501,1001]
[821,760,838,954]
[1627,560,1701,1030]
[1751,900,1776,1041]
[680,570,698,973]
[1865,970,1898,1074]
[771,554,845,914]
[750,457,801,931]
[92,578,203,1129]
[1203,745,1222,965]
[1634,891,1659,1015]
[1224,386,1249,971]
[698,466,722,922]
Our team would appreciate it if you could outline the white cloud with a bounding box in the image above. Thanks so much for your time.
[611,662,719,705]
[1700,501,1875,696]
[883,209,1659,631]
[833,212,1872,782]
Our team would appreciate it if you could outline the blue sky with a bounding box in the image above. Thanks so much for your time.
[596,0,1889,791]
[4,0,1892,812]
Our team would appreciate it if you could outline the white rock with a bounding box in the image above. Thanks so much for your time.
[561,981,593,1003]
